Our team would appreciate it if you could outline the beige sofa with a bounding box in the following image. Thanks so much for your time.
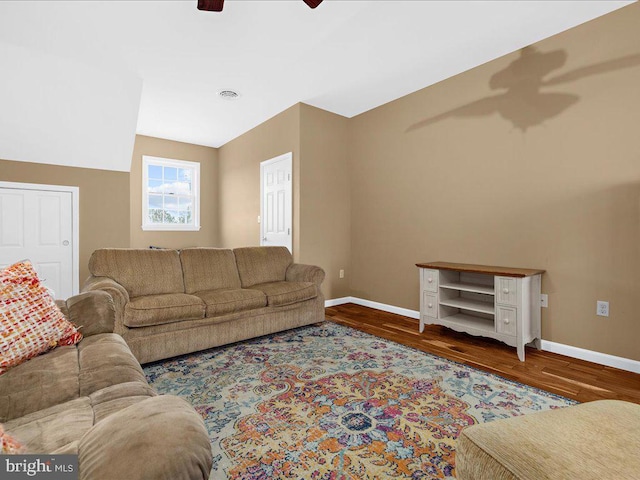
[0,290,212,480]
[83,246,325,364]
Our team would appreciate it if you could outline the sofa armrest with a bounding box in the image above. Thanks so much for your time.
[78,396,212,480]
[83,276,130,334]
[62,290,116,336]
[55,299,70,320]
[285,263,325,286]
[56,290,116,337]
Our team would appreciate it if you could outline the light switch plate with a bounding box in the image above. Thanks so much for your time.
[540,294,548,308]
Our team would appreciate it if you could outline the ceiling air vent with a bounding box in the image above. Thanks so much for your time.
[218,89,240,100]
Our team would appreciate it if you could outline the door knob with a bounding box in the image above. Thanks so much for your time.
[63,240,70,246]
[262,237,267,241]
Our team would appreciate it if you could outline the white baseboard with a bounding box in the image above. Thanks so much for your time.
[324,297,352,308]
[326,297,640,374]
[325,296,419,319]
[541,340,640,374]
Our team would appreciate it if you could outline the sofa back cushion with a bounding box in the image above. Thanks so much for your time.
[233,246,293,287]
[88,249,184,298]
[180,248,241,293]
[0,345,80,423]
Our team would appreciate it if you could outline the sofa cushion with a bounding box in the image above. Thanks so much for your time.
[78,396,213,480]
[234,246,293,287]
[4,397,94,453]
[78,334,149,396]
[195,288,267,317]
[0,334,149,423]
[0,345,79,423]
[124,294,205,328]
[248,281,317,307]
[89,382,157,424]
[88,249,185,297]
[181,248,242,294]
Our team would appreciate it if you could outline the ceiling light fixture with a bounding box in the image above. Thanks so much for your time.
[218,89,240,100]
[198,0,323,12]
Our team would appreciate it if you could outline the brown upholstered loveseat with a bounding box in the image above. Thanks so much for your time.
[0,290,212,480]
[83,246,325,364]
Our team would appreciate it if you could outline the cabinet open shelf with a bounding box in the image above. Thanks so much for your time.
[439,282,495,296]
[439,297,495,315]
[440,313,495,335]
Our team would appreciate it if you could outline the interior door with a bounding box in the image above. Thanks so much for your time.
[260,152,292,253]
[0,185,74,299]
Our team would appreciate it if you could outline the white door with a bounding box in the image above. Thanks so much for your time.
[260,152,292,253]
[0,183,77,299]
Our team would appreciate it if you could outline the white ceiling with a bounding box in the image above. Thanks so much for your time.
[0,0,633,171]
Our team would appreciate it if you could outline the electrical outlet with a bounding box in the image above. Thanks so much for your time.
[339,269,345,279]
[540,294,548,308]
[597,301,609,317]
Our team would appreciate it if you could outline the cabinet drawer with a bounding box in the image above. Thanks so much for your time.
[496,306,517,336]
[423,293,438,318]
[422,269,438,292]
[496,277,517,306]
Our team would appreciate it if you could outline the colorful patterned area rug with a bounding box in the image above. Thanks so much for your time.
[144,322,576,479]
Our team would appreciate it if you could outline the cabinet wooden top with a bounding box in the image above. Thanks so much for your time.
[415,261,545,278]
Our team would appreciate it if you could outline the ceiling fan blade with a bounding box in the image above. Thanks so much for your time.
[303,0,323,9]
[198,0,224,12]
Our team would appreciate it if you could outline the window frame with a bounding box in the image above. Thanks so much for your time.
[141,155,201,231]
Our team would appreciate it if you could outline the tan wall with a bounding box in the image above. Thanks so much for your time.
[217,104,351,300]
[348,4,640,360]
[218,105,301,258]
[0,159,130,284]
[130,135,219,249]
[299,104,351,299]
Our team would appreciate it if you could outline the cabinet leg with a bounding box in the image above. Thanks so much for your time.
[517,344,525,362]
[533,338,542,350]
[419,319,425,333]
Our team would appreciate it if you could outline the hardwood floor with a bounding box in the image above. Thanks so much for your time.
[325,303,640,404]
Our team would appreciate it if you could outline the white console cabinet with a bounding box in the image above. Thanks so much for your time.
[416,262,544,361]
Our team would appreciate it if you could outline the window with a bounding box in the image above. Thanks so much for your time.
[142,156,200,231]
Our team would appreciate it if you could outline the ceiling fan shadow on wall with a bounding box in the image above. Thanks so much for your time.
[198,0,323,12]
